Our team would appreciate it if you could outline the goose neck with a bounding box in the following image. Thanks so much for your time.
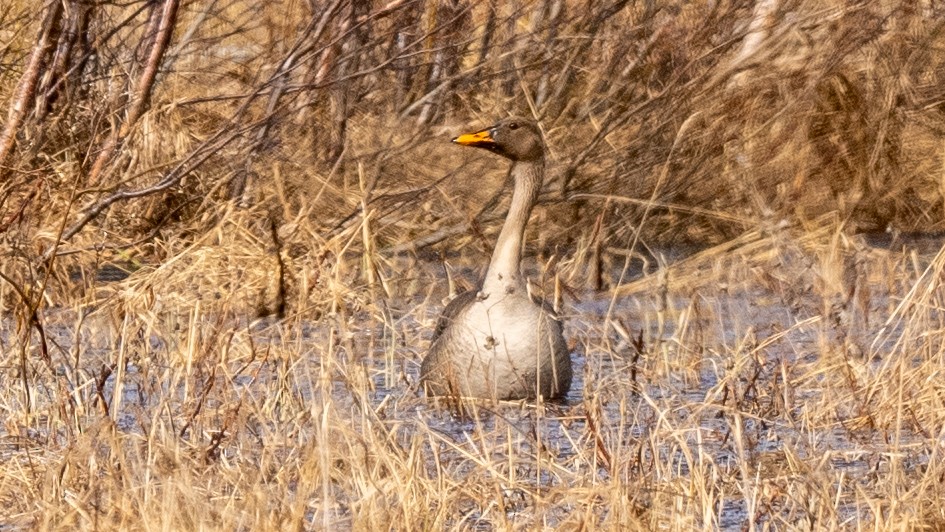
[482,159,543,295]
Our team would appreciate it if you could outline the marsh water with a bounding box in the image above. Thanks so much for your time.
[5,231,944,529]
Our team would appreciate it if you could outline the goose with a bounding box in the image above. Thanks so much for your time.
[419,116,572,400]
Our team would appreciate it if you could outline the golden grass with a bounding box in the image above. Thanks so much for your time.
[4,205,945,529]
[3,0,945,530]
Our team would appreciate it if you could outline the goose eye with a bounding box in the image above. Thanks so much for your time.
[508,122,519,130]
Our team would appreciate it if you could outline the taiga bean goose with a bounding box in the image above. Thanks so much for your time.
[419,117,572,400]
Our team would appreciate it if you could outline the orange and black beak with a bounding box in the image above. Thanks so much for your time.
[452,127,497,150]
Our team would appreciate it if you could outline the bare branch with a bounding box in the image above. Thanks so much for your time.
[0,1,62,176]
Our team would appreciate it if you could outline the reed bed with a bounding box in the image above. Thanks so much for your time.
[2,0,945,530]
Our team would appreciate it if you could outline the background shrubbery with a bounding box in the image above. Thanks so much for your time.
[2,1,943,308]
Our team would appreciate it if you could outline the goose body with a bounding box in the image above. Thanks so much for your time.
[419,117,572,400]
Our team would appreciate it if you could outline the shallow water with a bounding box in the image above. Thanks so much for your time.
[3,231,943,529]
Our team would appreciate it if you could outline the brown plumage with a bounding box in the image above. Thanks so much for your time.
[419,117,572,400]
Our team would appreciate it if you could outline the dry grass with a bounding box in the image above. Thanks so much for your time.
[3,0,945,530]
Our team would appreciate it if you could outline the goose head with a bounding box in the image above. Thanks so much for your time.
[452,116,545,162]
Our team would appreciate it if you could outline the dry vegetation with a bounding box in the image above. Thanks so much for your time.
[3,0,945,529]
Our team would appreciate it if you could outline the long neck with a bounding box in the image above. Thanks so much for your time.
[482,159,544,295]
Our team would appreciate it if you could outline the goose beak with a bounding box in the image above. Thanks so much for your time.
[452,128,496,149]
